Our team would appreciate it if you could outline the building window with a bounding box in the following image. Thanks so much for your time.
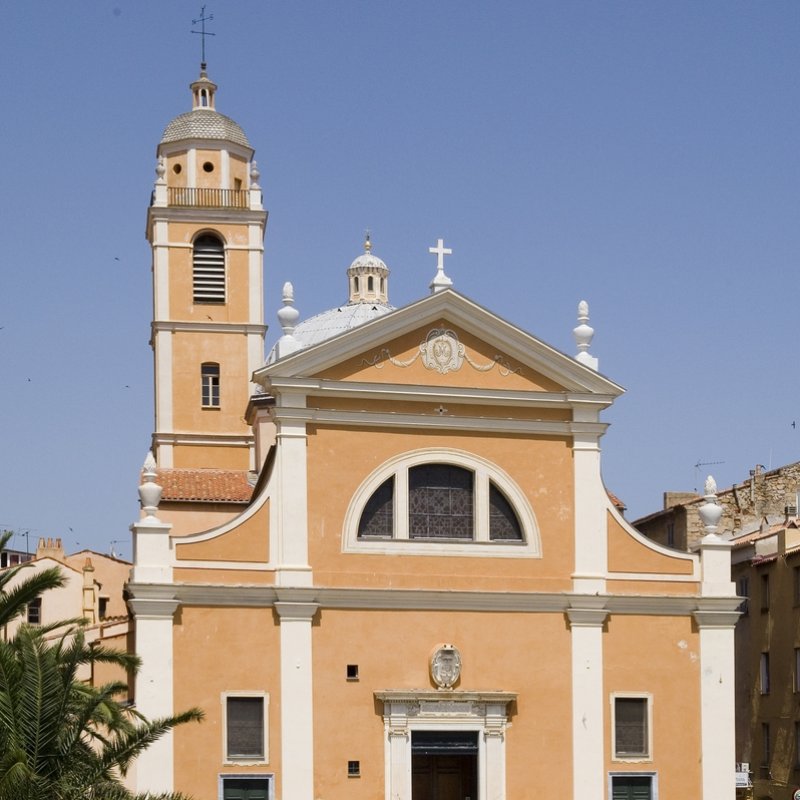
[220,775,273,800]
[795,649,800,693]
[761,573,770,611]
[762,722,771,766]
[98,597,109,619]
[609,773,655,800]
[796,721,800,768]
[347,760,360,777]
[794,566,800,606]
[737,576,749,615]
[26,598,41,625]
[612,695,650,760]
[346,449,540,557]
[346,664,359,681]
[193,234,225,303]
[202,363,220,408]
[224,694,268,763]
[760,652,770,695]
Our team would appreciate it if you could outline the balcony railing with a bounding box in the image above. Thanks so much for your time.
[167,187,249,209]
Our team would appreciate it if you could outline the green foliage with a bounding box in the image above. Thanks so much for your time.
[0,532,202,799]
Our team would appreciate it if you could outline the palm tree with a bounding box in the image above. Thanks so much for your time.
[0,531,64,630]
[0,622,202,800]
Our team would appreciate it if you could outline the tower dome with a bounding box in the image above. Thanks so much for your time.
[159,67,252,149]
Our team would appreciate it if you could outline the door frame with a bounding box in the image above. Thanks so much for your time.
[607,771,659,800]
[376,690,515,800]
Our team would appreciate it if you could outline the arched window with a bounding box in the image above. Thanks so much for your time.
[367,276,374,292]
[193,234,225,303]
[349,450,534,556]
[201,362,220,407]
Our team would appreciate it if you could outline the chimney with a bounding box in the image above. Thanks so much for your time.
[36,537,65,562]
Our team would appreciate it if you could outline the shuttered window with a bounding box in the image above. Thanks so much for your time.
[222,776,272,800]
[226,697,264,760]
[611,775,652,800]
[614,697,649,758]
[193,234,225,303]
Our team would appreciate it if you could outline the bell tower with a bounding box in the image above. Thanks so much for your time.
[146,65,267,470]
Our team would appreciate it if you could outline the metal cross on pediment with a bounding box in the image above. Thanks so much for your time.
[191,5,216,66]
[429,238,452,271]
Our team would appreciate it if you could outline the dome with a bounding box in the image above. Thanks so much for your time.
[160,109,251,148]
[292,301,395,349]
[348,251,388,273]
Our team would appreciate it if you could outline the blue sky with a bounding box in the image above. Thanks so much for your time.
[1,2,798,558]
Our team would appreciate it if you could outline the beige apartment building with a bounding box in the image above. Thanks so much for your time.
[125,64,740,800]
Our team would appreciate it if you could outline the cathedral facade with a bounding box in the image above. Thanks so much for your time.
[127,67,739,800]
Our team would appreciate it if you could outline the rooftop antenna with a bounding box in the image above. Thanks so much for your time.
[694,460,724,492]
[191,5,215,69]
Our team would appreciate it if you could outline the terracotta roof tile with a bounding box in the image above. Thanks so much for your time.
[155,468,254,503]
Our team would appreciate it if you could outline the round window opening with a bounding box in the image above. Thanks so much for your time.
[172,163,182,174]
[202,161,214,173]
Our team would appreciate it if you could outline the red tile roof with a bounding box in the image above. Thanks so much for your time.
[155,468,254,503]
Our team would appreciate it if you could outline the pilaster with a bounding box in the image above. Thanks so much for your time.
[274,600,318,800]
[567,600,608,800]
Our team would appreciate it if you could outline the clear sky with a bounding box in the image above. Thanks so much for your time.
[1,2,798,559]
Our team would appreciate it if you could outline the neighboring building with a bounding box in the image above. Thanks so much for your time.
[126,64,740,800]
[634,466,800,800]
[729,517,800,800]
[635,463,800,552]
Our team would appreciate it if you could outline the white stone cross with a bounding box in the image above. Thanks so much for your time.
[429,238,454,293]
[429,238,452,270]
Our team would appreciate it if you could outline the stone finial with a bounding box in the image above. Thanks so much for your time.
[138,451,163,520]
[698,474,723,540]
[274,282,302,359]
[155,156,166,183]
[250,160,261,188]
[429,238,453,294]
[573,300,598,371]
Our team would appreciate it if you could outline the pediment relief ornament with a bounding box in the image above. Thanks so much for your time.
[361,328,521,376]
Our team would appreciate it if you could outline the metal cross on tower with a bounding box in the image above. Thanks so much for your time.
[191,5,215,67]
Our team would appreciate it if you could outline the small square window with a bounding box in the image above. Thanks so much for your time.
[762,722,771,766]
[760,652,770,695]
[347,760,360,777]
[27,598,41,625]
[346,664,359,681]
[613,696,650,759]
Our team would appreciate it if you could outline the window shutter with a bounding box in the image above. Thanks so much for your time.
[227,697,264,759]
[193,235,225,303]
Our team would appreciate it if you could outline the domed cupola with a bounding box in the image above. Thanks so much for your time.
[159,66,252,149]
[347,233,390,304]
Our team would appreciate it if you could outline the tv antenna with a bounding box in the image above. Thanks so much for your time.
[694,460,725,492]
[191,6,215,67]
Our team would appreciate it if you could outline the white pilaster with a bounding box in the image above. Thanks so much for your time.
[221,149,230,188]
[275,601,317,800]
[187,147,196,187]
[568,602,607,800]
[128,595,179,794]
[274,394,310,586]
[154,330,174,448]
[572,404,607,593]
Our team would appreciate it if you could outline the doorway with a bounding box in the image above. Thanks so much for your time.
[411,731,478,800]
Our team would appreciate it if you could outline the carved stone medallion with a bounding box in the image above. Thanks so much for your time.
[421,329,464,374]
[430,643,462,689]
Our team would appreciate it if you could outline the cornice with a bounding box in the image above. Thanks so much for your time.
[147,205,267,228]
[265,377,616,410]
[152,432,254,448]
[271,406,608,437]
[125,584,725,617]
[375,690,517,705]
[152,321,267,336]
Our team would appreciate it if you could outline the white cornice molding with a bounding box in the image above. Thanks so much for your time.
[149,241,265,253]
[264,376,616,410]
[270,405,609,437]
[152,321,267,335]
[375,690,517,705]
[147,206,267,229]
[126,583,722,617]
[257,290,624,396]
[157,139,254,160]
[152,432,254,447]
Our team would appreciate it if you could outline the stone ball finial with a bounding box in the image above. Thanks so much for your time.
[155,156,166,183]
[573,300,598,371]
[250,160,261,188]
[277,282,300,335]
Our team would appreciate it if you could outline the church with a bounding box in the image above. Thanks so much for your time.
[126,63,740,800]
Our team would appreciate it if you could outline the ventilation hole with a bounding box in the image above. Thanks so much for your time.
[173,163,182,174]
[203,161,214,173]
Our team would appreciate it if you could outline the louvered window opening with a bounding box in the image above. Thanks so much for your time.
[226,697,264,760]
[193,235,226,303]
[614,698,648,757]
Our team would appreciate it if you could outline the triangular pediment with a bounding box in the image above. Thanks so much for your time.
[256,290,623,397]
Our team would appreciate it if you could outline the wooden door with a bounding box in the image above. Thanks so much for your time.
[412,753,477,800]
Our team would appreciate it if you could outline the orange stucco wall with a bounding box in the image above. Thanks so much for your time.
[604,614,702,795]
[311,608,572,799]
[607,512,695,576]
[306,425,574,590]
[173,606,282,798]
